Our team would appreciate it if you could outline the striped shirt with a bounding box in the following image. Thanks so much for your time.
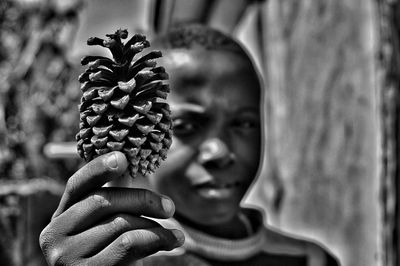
[142,208,340,266]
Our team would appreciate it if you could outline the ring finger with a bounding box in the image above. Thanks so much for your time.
[69,214,163,258]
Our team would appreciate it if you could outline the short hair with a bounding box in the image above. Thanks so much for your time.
[152,23,249,56]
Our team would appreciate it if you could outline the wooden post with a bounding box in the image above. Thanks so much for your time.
[261,1,380,265]
[376,1,400,266]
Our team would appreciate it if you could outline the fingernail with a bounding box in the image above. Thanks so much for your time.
[170,229,185,246]
[161,197,174,215]
[106,153,118,169]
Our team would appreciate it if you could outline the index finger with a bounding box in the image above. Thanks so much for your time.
[52,151,128,219]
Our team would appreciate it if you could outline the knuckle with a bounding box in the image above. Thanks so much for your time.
[88,193,111,210]
[47,247,64,266]
[39,226,84,266]
[119,232,136,253]
[109,215,129,233]
[112,216,127,227]
[39,228,63,266]
[39,225,62,252]
[45,243,84,266]
[80,259,92,266]
[65,177,78,198]
[39,227,52,250]
[118,230,151,255]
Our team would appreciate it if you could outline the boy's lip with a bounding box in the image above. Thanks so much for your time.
[192,180,242,189]
[192,181,243,199]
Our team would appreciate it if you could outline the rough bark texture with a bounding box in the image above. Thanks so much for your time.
[259,1,380,265]
[376,1,400,266]
[0,0,83,182]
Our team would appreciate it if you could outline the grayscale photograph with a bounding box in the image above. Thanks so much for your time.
[0,1,394,266]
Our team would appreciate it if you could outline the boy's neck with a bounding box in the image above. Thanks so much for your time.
[174,212,253,239]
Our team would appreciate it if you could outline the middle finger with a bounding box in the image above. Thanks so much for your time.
[54,187,175,234]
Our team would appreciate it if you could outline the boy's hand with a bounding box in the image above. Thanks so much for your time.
[39,151,184,266]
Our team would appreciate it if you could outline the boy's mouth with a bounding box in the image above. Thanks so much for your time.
[193,181,242,189]
[192,181,243,199]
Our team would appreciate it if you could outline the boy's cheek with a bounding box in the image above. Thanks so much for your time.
[171,133,205,148]
[158,140,198,174]
[235,135,261,158]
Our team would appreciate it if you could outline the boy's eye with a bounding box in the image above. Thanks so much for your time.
[172,118,198,136]
[231,117,260,129]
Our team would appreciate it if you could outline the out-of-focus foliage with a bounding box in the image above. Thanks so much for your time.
[0,1,85,265]
[0,0,84,182]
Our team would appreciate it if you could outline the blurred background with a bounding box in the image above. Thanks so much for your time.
[0,0,398,265]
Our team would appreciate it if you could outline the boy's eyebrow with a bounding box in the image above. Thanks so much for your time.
[237,106,259,113]
[170,103,206,114]
[225,105,259,115]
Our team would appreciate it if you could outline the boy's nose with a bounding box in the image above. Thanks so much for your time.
[198,138,235,169]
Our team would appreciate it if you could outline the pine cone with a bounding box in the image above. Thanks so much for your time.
[76,29,172,177]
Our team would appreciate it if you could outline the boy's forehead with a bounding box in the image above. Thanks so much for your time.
[160,49,261,112]
[161,50,195,68]
[161,48,253,72]
[161,48,261,92]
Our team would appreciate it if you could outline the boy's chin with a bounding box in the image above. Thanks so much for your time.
[179,203,241,227]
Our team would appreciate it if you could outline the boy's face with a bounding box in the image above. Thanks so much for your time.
[148,48,261,226]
